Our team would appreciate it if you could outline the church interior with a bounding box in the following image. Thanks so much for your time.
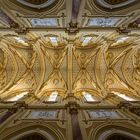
[0,0,140,140]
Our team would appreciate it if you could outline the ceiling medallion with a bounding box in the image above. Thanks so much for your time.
[54,53,59,59]
[107,79,114,85]
[15,0,56,9]
[108,52,113,58]
[80,53,86,59]
[53,79,59,85]
[81,79,86,85]
[95,0,137,10]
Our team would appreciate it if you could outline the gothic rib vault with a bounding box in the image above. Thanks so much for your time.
[0,32,140,104]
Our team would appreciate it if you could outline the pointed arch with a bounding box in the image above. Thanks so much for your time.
[106,133,136,140]
[1,123,65,140]
[17,133,46,140]
[90,124,140,140]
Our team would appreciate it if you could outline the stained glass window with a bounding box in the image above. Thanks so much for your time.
[7,91,28,101]
[48,91,58,102]
[82,92,95,102]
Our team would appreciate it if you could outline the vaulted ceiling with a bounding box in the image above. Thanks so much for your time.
[0,0,140,104]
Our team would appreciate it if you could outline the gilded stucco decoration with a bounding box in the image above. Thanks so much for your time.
[0,32,140,104]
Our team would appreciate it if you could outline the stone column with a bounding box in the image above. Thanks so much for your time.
[69,108,83,140]
[0,108,17,124]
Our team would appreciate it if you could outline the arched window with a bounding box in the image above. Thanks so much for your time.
[112,91,135,101]
[82,37,92,46]
[49,37,58,46]
[82,92,96,102]
[18,133,46,140]
[7,91,28,102]
[48,91,58,102]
